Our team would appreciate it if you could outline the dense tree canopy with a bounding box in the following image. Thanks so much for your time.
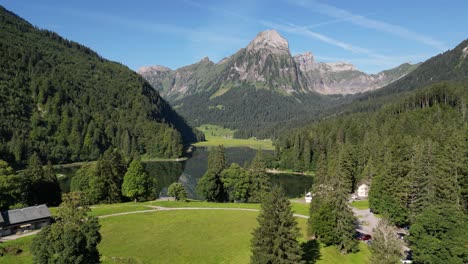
[277,82,467,226]
[408,205,468,264]
[122,159,156,202]
[31,192,101,264]
[71,149,128,204]
[167,182,187,201]
[21,153,62,207]
[0,6,198,166]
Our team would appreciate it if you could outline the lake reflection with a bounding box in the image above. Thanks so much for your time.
[56,147,313,199]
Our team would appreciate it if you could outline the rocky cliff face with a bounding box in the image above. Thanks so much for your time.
[138,29,418,99]
[293,52,418,94]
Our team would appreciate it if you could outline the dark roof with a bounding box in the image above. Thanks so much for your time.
[1,205,51,226]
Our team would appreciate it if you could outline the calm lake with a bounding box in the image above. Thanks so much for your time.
[55,147,313,199]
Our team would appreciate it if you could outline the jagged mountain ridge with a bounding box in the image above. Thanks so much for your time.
[139,30,418,99]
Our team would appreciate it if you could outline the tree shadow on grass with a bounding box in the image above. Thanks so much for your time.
[301,239,321,264]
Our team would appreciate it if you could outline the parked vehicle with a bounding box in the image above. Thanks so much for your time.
[356,233,372,241]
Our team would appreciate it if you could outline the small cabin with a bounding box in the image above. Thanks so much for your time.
[305,192,312,203]
[0,205,52,237]
[357,184,369,198]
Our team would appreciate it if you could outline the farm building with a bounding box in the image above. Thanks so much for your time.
[357,183,370,198]
[0,205,52,237]
[305,192,312,203]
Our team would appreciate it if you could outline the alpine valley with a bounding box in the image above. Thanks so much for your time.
[139,30,420,137]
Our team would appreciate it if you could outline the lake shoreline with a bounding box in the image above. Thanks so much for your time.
[265,169,314,176]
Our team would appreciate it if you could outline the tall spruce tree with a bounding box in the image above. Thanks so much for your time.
[207,145,227,174]
[22,153,62,206]
[95,149,127,203]
[248,150,271,203]
[196,145,227,202]
[251,187,304,264]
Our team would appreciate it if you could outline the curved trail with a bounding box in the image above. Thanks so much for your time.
[1,206,309,242]
[98,206,310,219]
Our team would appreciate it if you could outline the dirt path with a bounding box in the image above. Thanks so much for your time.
[352,207,380,235]
[0,230,40,242]
[99,206,310,219]
[1,206,309,242]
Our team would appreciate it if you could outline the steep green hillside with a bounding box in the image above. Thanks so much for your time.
[276,81,467,222]
[336,39,468,114]
[0,6,198,164]
[175,85,339,139]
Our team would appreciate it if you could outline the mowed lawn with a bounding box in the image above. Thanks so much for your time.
[99,210,276,263]
[351,200,369,210]
[1,204,370,264]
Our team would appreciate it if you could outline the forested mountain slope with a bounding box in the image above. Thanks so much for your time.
[332,39,468,115]
[0,6,198,165]
[139,30,416,139]
[275,81,468,225]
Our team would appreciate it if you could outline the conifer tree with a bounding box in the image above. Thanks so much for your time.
[23,153,62,206]
[303,140,311,171]
[208,145,227,174]
[251,187,304,264]
[197,145,228,202]
[95,149,127,203]
[369,218,403,264]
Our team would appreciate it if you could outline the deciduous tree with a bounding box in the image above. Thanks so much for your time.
[31,192,101,264]
[167,182,187,201]
[369,218,403,264]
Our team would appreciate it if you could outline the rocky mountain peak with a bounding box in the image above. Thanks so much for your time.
[247,29,289,53]
[138,65,172,74]
[294,52,315,72]
[200,56,211,63]
[324,62,358,72]
[461,45,468,60]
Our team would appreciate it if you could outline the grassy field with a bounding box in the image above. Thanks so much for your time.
[1,202,370,263]
[0,235,34,264]
[147,200,310,216]
[88,203,154,217]
[318,243,370,264]
[351,200,369,210]
[194,124,274,150]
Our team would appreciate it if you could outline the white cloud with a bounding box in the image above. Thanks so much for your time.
[262,20,389,60]
[285,0,447,51]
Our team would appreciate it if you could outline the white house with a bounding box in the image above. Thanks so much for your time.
[305,192,312,203]
[357,184,369,198]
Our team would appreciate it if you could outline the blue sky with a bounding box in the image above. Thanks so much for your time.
[1,0,467,73]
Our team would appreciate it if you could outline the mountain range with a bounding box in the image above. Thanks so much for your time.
[136,30,425,137]
[139,30,418,99]
[139,30,467,139]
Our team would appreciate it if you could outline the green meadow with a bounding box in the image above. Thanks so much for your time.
[351,200,370,210]
[0,201,370,264]
[193,124,274,150]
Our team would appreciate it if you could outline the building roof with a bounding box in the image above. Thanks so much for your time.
[0,205,51,226]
